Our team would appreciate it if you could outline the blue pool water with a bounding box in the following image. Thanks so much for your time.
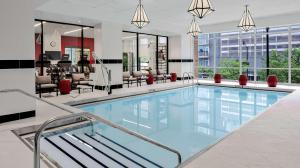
[79,86,288,167]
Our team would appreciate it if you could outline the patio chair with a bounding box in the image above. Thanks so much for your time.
[36,75,58,98]
[133,71,145,86]
[151,70,166,83]
[123,71,137,88]
[72,73,92,88]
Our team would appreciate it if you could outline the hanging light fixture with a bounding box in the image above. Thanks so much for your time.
[188,0,215,19]
[187,16,202,37]
[131,0,150,29]
[238,5,256,32]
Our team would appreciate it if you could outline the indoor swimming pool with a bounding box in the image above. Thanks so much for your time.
[79,86,287,166]
[40,85,288,168]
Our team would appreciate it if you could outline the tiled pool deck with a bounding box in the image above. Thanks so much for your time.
[0,80,299,168]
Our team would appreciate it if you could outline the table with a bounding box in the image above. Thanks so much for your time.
[77,85,94,94]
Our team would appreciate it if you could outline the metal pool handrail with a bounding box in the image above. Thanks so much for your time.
[0,89,182,168]
[183,72,191,83]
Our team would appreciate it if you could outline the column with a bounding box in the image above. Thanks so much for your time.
[0,0,36,123]
[92,22,123,90]
[168,34,194,80]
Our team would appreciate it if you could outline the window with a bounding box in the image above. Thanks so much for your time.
[34,20,95,76]
[198,24,300,84]
[122,31,168,74]
[122,32,138,73]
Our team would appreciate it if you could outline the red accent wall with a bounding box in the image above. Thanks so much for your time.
[34,34,95,64]
[35,34,41,60]
[61,36,95,64]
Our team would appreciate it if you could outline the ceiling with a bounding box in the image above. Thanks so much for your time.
[34,20,94,38]
[34,0,300,35]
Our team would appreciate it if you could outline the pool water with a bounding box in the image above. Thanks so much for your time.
[79,86,288,167]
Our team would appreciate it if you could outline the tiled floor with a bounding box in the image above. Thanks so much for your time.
[0,80,300,168]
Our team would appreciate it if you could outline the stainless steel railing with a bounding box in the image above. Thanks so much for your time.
[188,72,194,84]
[0,89,182,168]
[182,72,194,83]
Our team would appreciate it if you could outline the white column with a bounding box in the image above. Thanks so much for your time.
[0,0,36,121]
[168,34,193,79]
[92,22,123,88]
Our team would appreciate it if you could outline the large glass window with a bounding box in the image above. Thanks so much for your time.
[122,31,168,74]
[43,23,82,64]
[139,34,157,72]
[122,32,138,73]
[198,24,300,84]
[198,34,214,79]
[291,25,300,84]
[158,37,168,74]
[216,31,240,80]
[34,19,95,81]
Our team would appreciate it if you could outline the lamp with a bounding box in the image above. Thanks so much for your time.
[187,16,202,37]
[238,5,256,32]
[131,0,150,29]
[188,0,215,19]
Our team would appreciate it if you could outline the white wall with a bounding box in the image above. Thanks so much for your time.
[168,34,194,78]
[44,30,62,51]
[92,22,123,86]
[0,0,35,118]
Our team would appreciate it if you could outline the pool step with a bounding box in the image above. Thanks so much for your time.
[41,132,163,168]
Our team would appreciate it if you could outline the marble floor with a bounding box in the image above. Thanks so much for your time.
[0,80,300,168]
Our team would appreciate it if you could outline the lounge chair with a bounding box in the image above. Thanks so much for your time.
[36,75,58,98]
[123,72,136,88]
[151,70,166,83]
[133,71,145,87]
[72,73,93,88]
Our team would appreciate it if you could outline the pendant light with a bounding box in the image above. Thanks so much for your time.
[188,0,215,19]
[238,5,255,32]
[187,16,202,37]
[131,0,150,29]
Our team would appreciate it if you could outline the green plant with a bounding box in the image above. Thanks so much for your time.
[123,53,128,71]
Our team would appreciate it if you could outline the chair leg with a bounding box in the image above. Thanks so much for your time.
[56,88,58,96]
[39,90,42,98]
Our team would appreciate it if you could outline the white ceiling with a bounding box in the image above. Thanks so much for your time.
[34,0,300,35]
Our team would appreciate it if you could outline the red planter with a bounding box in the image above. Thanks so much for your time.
[267,75,278,87]
[170,73,177,82]
[214,74,222,83]
[239,74,248,86]
[147,74,154,85]
[59,79,71,94]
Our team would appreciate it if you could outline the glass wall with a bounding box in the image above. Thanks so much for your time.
[216,32,240,80]
[158,37,168,74]
[122,32,138,73]
[122,31,168,75]
[198,34,214,78]
[34,20,94,77]
[198,23,300,84]
[139,34,157,71]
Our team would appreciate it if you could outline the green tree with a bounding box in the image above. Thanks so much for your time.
[218,58,240,80]
[198,67,213,78]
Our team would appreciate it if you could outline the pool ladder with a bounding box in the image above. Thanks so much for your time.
[0,89,182,168]
[183,72,194,84]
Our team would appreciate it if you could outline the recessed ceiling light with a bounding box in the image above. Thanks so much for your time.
[64,27,89,35]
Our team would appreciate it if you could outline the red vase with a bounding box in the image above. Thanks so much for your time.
[214,74,222,83]
[170,73,177,82]
[239,74,248,86]
[147,74,154,85]
[267,75,278,87]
